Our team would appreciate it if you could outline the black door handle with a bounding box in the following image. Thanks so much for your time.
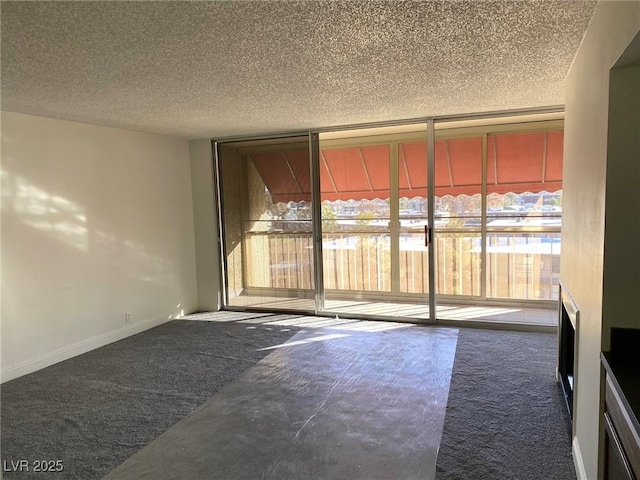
[424,226,431,247]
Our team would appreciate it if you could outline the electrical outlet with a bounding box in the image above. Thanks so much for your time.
[125,313,131,323]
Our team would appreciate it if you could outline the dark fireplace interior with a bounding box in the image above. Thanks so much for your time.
[558,292,577,419]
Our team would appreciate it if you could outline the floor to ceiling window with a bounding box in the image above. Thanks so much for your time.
[218,136,315,312]
[432,120,563,323]
[318,124,430,319]
[428,132,484,299]
[484,129,563,301]
[216,114,563,325]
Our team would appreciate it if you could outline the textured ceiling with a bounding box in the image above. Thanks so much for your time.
[1,1,596,139]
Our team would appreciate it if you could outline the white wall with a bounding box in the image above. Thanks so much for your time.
[189,139,220,311]
[562,2,640,479]
[602,64,640,342]
[1,112,197,381]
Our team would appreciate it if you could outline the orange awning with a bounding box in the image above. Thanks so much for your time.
[248,131,563,203]
[248,149,312,204]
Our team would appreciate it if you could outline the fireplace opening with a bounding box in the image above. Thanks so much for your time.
[558,284,578,421]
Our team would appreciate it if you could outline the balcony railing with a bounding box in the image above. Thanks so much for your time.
[242,228,561,301]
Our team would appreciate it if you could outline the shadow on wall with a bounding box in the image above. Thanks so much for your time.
[0,166,182,295]
[0,136,190,370]
[1,167,89,251]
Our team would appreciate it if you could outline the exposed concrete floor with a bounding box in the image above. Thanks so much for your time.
[104,325,458,480]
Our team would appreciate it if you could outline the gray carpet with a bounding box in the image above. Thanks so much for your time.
[435,328,575,480]
[1,313,301,480]
[2,314,574,480]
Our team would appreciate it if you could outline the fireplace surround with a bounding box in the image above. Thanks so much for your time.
[558,281,579,425]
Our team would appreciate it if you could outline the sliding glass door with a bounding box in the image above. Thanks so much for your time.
[318,124,434,321]
[216,116,564,323]
[217,135,316,312]
[432,120,563,322]
[432,132,483,307]
[484,129,563,301]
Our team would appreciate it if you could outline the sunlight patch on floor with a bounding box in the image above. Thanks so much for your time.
[181,311,415,333]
